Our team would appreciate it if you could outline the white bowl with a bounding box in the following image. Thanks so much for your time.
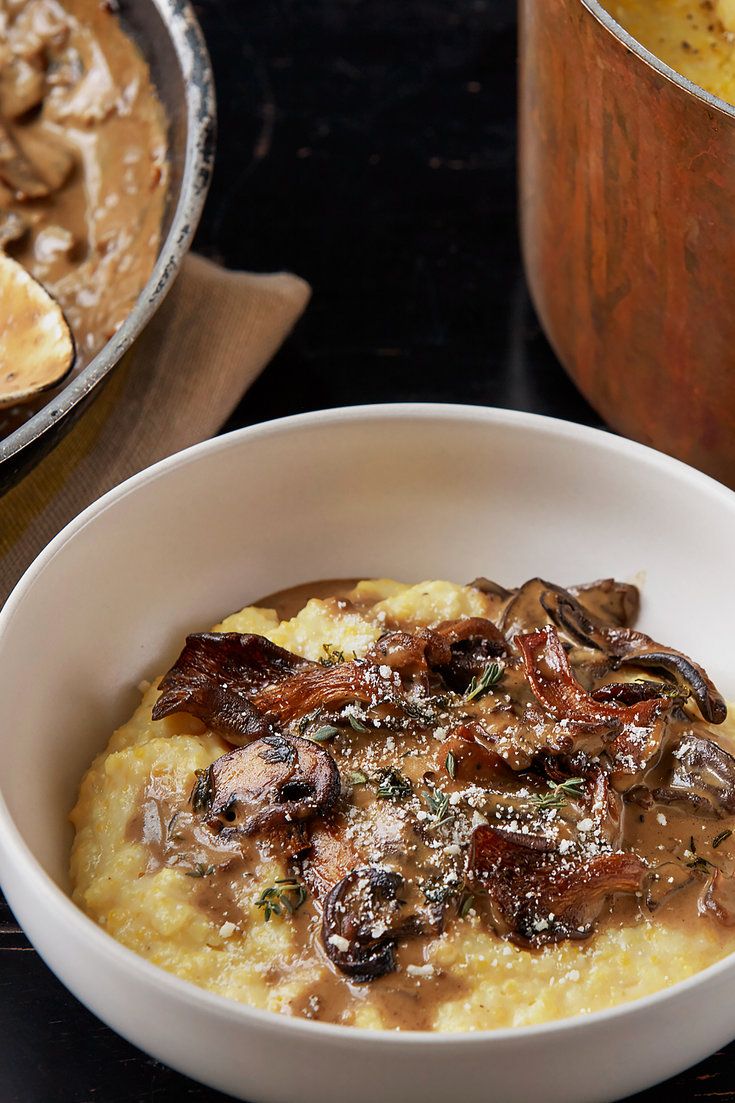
[1,404,734,1103]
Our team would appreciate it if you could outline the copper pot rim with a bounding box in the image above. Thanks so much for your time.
[580,0,735,121]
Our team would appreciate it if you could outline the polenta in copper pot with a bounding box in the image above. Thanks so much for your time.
[607,0,735,102]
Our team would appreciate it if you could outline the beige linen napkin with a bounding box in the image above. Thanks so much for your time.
[0,252,311,605]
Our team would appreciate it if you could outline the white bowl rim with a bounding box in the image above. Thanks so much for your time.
[2,400,735,1047]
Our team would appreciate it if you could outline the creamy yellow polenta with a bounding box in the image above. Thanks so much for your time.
[607,0,735,104]
[70,579,735,1030]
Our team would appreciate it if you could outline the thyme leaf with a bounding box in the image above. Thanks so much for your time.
[320,643,346,666]
[186,862,215,879]
[529,777,586,811]
[376,768,412,801]
[348,769,368,786]
[465,662,503,702]
[255,878,307,921]
[445,752,457,780]
[713,829,733,850]
[422,788,453,828]
[458,892,476,919]
[310,724,340,742]
[190,768,213,814]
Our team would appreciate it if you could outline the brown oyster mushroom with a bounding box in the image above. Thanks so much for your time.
[569,578,640,628]
[0,207,27,248]
[152,633,314,743]
[440,721,512,784]
[198,733,340,838]
[302,815,360,900]
[591,680,680,707]
[433,617,508,693]
[470,824,645,946]
[0,253,75,408]
[0,56,45,118]
[322,866,421,981]
[700,869,735,926]
[517,626,673,771]
[655,734,735,817]
[467,577,514,600]
[0,120,51,198]
[366,628,451,676]
[610,638,727,726]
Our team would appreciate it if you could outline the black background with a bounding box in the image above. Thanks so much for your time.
[1,0,732,1099]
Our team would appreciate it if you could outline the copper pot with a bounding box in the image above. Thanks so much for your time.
[519,0,735,487]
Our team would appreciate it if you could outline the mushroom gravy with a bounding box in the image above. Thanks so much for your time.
[0,0,168,433]
[70,577,735,1030]
[606,0,735,105]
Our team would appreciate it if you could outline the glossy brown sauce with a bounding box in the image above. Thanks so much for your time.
[0,0,168,435]
[127,579,735,1028]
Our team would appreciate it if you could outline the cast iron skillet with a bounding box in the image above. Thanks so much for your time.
[0,0,216,495]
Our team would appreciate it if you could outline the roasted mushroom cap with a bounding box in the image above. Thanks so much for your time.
[152,632,314,742]
[433,618,507,693]
[653,734,735,817]
[322,866,421,980]
[700,869,735,926]
[0,120,52,199]
[569,578,639,628]
[612,642,727,726]
[199,733,340,837]
[470,824,645,945]
[517,626,675,771]
[0,253,75,407]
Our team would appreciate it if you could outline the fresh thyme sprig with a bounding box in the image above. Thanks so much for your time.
[319,643,346,666]
[376,768,412,800]
[310,724,340,742]
[458,891,476,919]
[255,878,307,921]
[422,788,453,828]
[465,662,503,702]
[186,862,215,879]
[529,777,586,811]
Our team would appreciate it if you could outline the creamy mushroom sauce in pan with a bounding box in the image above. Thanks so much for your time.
[71,577,735,1030]
[0,0,167,434]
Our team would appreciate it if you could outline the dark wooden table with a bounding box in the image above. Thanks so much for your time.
[1,0,732,1099]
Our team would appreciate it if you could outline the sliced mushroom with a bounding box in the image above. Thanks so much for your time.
[700,869,735,926]
[517,626,672,770]
[18,128,75,192]
[470,824,645,946]
[200,733,340,838]
[0,252,74,407]
[569,578,640,628]
[539,585,612,651]
[611,642,727,726]
[592,680,679,706]
[0,207,27,248]
[152,632,314,743]
[367,628,451,677]
[433,617,507,693]
[253,657,404,726]
[655,734,735,817]
[0,55,45,118]
[302,815,359,900]
[440,721,512,784]
[0,120,51,198]
[468,577,514,601]
[322,867,421,981]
